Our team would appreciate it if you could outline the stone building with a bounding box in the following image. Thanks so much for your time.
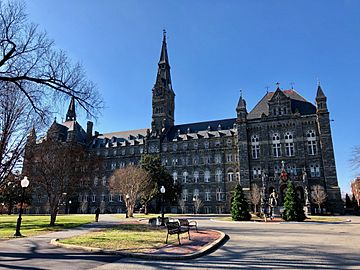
[25,32,343,214]
[351,177,360,207]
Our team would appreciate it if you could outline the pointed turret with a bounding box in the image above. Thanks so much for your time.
[236,91,247,122]
[315,82,328,112]
[155,30,173,91]
[27,126,36,145]
[151,30,175,134]
[66,96,76,121]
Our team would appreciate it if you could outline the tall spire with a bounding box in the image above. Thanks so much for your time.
[315,81,327,112]
[155,29,172,91]
[65,96,76,121]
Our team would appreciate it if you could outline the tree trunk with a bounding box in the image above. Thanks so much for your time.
[144,204,148,215]
[50,208,58,226]
[318,204,321,215]
[7,204,13,215]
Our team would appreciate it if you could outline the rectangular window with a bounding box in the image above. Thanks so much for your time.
[92,194,96,202]
[205,191,211,201]
[273,143,281,157]
[227,173,234,182]
[285,143,295,157]
[118,195,122,202]
[308,141,317,155]
[252,145,260,159]
[109,194,113,202]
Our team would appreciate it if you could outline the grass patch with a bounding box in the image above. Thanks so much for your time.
[305,216,345,222]
[60,224,170,252]
[0,214,94,240]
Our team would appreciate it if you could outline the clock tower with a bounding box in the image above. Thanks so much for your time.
[151,30,175,136]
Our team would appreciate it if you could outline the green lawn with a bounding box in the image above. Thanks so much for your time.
[0,214,94,240]
[61,224,169,253]
[213,215,345,223]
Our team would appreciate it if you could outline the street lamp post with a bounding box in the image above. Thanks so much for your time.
[68,200,72,214]
[125,194,130,218]
[193,197,196,215]
[14,176,30,237]
[160,186,166,226]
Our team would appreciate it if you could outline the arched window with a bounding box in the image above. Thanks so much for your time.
[307,130,317,155]
[284,132,295,157]
[251,135,260,159]
[227,170,234,182]
[193,171,199,183]
[310,164,320,177]
[252,167,261,179]
[193,189,199,199]
[172,172,178,183]
[204,170,211,182]
[216,169,222,182]
[272,133,281,157]
[182,189,188,201]
[183,171,188,183]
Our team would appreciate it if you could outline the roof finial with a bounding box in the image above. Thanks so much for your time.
[276,82,280,88]
[163,29,166,40]
[240,89,243,98]
[290,81,295,89]
[317,77,321,87]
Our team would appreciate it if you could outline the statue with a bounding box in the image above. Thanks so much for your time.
[268,190,278,220]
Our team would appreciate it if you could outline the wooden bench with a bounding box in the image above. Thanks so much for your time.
[178,218,198,232]
[165,221,190,245]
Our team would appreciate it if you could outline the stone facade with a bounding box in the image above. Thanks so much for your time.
[25,33,343,214]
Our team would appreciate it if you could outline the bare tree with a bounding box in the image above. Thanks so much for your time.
[311,185,327,214]
[0,83,41,187]
[250,184,261,212]
[178,198,186,214]
[193,197,203,215]
[27,138,96,225]
[109,165,149,218]
[0,1,102,119]
[351,146,360,171]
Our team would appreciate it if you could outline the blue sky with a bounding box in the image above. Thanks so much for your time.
[26,0,360,194]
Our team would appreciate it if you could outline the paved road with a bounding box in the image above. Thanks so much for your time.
[0,215,359,269]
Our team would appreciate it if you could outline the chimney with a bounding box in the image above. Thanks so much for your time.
[87,121,93,141]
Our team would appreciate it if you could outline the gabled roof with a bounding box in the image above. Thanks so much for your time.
[99,129,148,140]
[247,89,316,120]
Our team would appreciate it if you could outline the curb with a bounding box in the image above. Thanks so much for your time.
[50,229,227,260]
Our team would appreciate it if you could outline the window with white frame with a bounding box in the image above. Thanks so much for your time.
[253,167,261,178]
[226,154,233,162]
[287,164,297,176]
[215,154,222,164]
[204,170,211,182]
[227,171,234,182]
[84,193,88,202]
[101,193,105,202]
[204,141,209,149]
[236,171,240,181]
[274,165,281,175]
[215,169,222,182]
[193,189,199,199]
[310,164,320,177]
[102,176,107,186]
[307,130,317,155]
[92,194,96,202]
[183,171,188,183]
[172,172,178,183]
[251,135,260,159]
[285,132,295,157]
[172,158,178,166]
[205,190,211,201]
[193,171,199,183]
[193,156,199,165]
[182,189,188,201]
[118,194,122,202]
[109,193,113,202]
[216,188,223,201]
[272,133,281,157]
[111,162,116,170]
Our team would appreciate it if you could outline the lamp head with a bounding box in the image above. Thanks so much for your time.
[126,194,130,199]
[160,185,165,194]
[21,176,29,188]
